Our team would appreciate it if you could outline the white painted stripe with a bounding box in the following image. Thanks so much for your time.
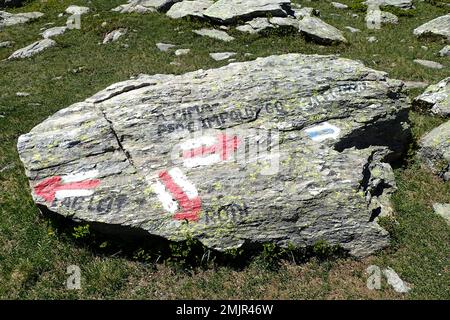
[183,154,221,168]
[62,169,99,183]
[152,180,179,213]
[179,136,216,150]
[168,167,198,199]
[305,122,341,142]
[55,189,95,199]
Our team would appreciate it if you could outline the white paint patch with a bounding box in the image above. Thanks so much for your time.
[183,154,221,168]
[152,180,179,213]
[305,122,341,142]
[62,169,99,183]
[55,189,95,199]
[179,135,216,150]
[168,167,198,199]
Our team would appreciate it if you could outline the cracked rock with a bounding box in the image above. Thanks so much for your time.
[8,38,56,60]
[17,54,411,258]
[413,14,450,42]
[418,120,450,180]
[414,77,450,117]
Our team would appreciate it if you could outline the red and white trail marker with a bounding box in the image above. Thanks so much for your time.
[181,133,239,168]
[34,170,101,203]
[152,167,201,221]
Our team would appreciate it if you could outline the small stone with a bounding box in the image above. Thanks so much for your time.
[65,5,90,16]
[383,267,411,293]
[432,203,450,225]
[101,22,108,27]
[16,92,30,97]
[367,36,377,43]
[0,41,13,48]
[156,42,176,52]
[402,81,428,90]
[421,46,428,50]
[209,52,236,61]
[174,48,190,56]
[439,45,450,57]
[413,59,444,69]
[332,2,348,9]
[298,16,347,44]
[345,26,361,33]
[103,29,127,44]
[193,28,235,41]
[414,77,450,117]
[41,26,67,39]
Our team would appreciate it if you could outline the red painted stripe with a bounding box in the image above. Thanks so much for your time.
[182,134,240,161]
[34,176,101,203]
[158,170,201,222]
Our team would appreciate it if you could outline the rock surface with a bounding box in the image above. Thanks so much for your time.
[113,0,181,13]
[298,16,347,44]
[0,10,43,29]
[413,14,450,42]
[17,54,411,258]
[193,28,234,41]
[418,120,450,180]
[156,42,176,51]
[41,26,67,39]
[65,5,90,16]
[413,59,444,69]
[439,45,450,57]
[203,0,291,24]
[166,0,212,19]
[103,28,127,44]
[414,77,450,117]
[8,38,56,60]
[209,52,236,61]
[382,267,411,293]
[432,203,450,225]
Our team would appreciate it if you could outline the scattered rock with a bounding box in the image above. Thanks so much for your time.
[41,26,67,39]
[413,14,450,42]
[65,5,90,16]
[166,0,213,19]
[414,77,450,117]
[0,40,13,48]
[439,45,450,57]
[402,81,428,90]
[364,0,413,9]
[203,0,290,24]
[209,52,236,61]
[156,42,176,52]
[0,10,43,29]
[7,39,56,60]
[269,16,299,29]
[345,26,361,33]
[292,7,320,19]
[332,2,348,9]
[368,36,378,43]
[413,59,444,69]
[365,7,398,29]
[298,16,347,44]
[432,203,450,225]
[193,28,235,41]
[236,17,274,34]
[418,120,450,180]
[112,3,156,14]
[113,0,181,13]
[382,267,411,293]
[103,28,127,44]
[16,91,30,97]
[174,48,190,56]
[0,163,14,173]
[17,54,411,258]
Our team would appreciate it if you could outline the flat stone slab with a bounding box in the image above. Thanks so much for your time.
[41,26,67,39]
[65,5,90,16]
[414,77,450,117]
[113,0,181,13]
[418,120,450,181]
[7,38,56,59]
[193,28,234,41]
[298,16,347,44]
[0,10,43,29]
[17,54,411,258]
[413,59,444,69]
[166,0,213,19]
[209,52,236,61]
[364,0,413,9]
[413,14,450,42]
[203,0,291,24]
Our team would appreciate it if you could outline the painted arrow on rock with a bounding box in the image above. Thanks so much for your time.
[181,133,240,168]
[34,170,101,203]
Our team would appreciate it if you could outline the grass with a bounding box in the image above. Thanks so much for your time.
[0,0,449,299]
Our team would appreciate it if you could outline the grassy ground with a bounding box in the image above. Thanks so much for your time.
[0,0,449,299]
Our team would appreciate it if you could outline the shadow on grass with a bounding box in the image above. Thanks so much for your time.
[38,204,349,273]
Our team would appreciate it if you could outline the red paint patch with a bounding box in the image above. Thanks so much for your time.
[182,134,240,161]
[34,176,101,203]
[158,170,201,222]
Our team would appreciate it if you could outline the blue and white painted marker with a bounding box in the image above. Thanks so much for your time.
[305,122,341,142]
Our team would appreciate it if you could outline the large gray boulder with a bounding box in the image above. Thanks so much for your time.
[17,54,411,258]
[203,0,291,24]
[418,120,450,181]
[298,16,347,44]
[413,14,450,42]
[414,77,450,117]
[0,10,43,29]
